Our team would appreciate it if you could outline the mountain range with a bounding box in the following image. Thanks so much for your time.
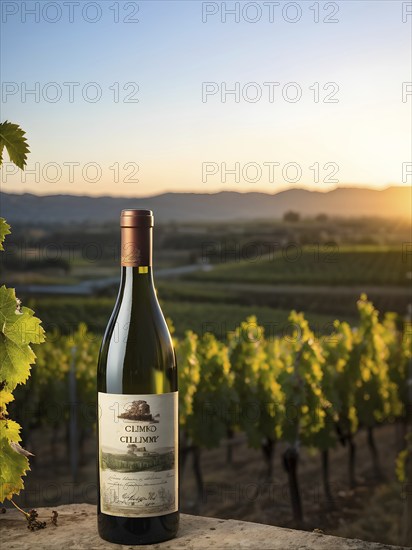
[0,186,410,224]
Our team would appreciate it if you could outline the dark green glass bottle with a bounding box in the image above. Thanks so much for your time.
[97,209,179,545]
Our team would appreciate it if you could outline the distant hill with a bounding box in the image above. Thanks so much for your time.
[0,186,409,224]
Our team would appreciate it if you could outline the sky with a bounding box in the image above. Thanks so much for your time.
[0,0,411,197]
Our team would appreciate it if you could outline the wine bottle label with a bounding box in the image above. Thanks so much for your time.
[98,391,178,518]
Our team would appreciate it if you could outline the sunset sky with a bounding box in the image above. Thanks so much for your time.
[0,0,411,196]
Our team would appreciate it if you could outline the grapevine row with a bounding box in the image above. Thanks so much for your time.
[9,295,411,522]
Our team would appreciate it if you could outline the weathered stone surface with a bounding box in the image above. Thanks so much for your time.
[1,504,406,550]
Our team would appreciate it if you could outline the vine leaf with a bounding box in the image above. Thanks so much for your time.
[0,421,30,502]
[0,121,29,170]
[0,337,35,391]
[0,219,11,252]
[0,286,45,391]
[0,389,14,411]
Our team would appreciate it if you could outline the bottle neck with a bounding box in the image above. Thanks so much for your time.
[120,266,156,294]
[121,226,153,267]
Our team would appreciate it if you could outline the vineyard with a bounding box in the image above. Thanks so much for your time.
[8,294,411,526]
[27,295,343,340]
[187,247,410,287]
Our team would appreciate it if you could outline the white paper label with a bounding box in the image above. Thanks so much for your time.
[98,391,178,518]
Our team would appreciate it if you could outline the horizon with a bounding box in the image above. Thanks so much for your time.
[0,183,408,200]
[2,184,410,223]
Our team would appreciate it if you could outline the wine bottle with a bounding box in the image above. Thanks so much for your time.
[97,209,179,545]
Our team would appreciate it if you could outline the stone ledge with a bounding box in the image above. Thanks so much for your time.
[2,504,406,550]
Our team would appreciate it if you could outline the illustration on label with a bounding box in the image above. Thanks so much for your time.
[98,392,178,518]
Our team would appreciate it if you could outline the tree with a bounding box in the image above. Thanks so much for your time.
[283,211,300,223]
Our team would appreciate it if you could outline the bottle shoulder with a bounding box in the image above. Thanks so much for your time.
[97,290,177,394]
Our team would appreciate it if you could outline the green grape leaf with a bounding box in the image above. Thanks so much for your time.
[0,335,36,390]
[0,286,45,390]
[0,219,11,252]
[1,418,22,443]
[0,285,20,320]
[0,121,29,170]
[0,420,30,502]
[5,305,45,346]
[0,389,14,410]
